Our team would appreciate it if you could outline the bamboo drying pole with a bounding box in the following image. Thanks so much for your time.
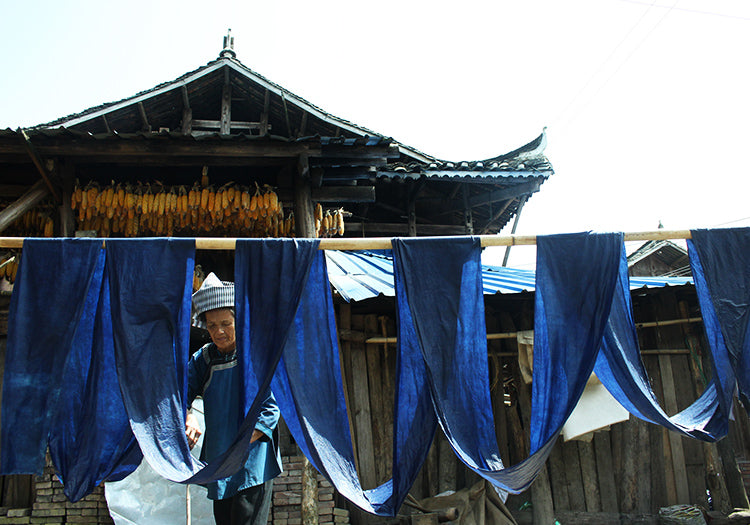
[0,229,694,251]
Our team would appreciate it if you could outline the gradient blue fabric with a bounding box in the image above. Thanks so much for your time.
[593,244,726,441]
[530,232,622,453]
[390,233,622,494]
[689,228,750,413]
[105,239,200,481]
[0,239,137,501]
[272,247,438,516]
[180,239,321,487]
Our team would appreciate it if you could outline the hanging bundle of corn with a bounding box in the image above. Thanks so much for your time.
[67,179,290,239]
[0,253,19,283]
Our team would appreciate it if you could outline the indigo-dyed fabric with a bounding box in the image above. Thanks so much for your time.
[531,232,622,451]
[594,244,726,441]
[180,239,320,487]
[689,228,750,412]
[271,247,439,515]
[106,239,200,481]
[389,234,622,494]
[392,238,498,470]
[1,239,137,501]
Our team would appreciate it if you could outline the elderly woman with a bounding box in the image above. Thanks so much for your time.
[185,273,282,525]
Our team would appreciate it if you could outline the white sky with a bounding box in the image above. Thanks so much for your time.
[1,0,748,267]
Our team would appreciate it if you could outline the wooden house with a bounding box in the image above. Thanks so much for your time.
[1,37,747,525]
[0,38,554,524]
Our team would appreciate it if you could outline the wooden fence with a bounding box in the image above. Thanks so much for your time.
[335,285,750,522]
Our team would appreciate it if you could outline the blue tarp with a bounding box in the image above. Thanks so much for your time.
[1,230,749,511]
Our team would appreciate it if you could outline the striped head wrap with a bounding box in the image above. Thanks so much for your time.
[191,272,234,328]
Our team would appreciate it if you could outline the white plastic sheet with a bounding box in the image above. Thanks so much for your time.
[105,400,214,524]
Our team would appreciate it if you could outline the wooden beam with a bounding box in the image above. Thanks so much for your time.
[137,102,151,132]
[220,68,231,135]
[59,156,294,167]
[298,111,308,138]
[408,199,417,237]
[0,179,50,234]
[281,92,292,137]
[59,160,75,236]
[101,115,111,133]
[468,180,541,208]
[19,129,60,203]
[319,144,401,160]
[259,89,270,136]
[480,198,513,234]
[192,120,263,131]
[312,157,389,168]
[0,184,34,198]
[311,167,324,188]
[181,85,192,135]
[0,140,321,159]
[462,183,474,235]
[344,222,465,236]
[318,167,375,181]
[294,155,315,237]
[310,186,375,203]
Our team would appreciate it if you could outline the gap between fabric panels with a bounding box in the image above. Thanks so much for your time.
[0,229,748,516]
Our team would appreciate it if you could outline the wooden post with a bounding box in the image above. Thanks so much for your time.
[59,159,75,236]
[220,67,231,135]
[408,198,417,237]
[294,152,319,525]
[461,184,473,235]
[301,460,319,525]
[294,155,315,238]
[181,86,193,135]
[0,179,50,234]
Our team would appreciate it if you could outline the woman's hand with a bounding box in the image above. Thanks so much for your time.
[185,412,202,449]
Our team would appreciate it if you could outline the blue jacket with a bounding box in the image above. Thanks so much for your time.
[187,343,282,500]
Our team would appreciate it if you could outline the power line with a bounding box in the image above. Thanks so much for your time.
[553,0,680,133]
[614,0,750,22]
[552,0,659,130]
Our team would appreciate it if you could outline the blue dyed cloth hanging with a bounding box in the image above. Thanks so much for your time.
[1,239,137,501]
[689,228,750,413]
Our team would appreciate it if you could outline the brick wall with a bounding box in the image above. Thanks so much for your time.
[0,458,112,525]
[0,455,350,525]
[271,456,350,525]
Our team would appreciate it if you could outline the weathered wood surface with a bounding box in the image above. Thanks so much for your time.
[0,179,50,234]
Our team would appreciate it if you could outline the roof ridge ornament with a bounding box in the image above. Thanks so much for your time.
[220,29,236,59]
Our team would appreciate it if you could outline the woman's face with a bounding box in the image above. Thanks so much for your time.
[204,308,236,354]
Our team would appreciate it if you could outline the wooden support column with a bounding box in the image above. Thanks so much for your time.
[0,179,50,234]
[407,199,417,237]
[294,154,315,238]
[58,159,75,236]
[138,102,151,133]
[181,85,193,135]
[20,129,60,202]
[259,89,270,136]
[462,183,474,235]
[220,68,231,135]
[407,180,423,237]
[294,152,319,525]
[282,93,292,137]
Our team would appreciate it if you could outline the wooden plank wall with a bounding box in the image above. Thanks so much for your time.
[335,287,750,521]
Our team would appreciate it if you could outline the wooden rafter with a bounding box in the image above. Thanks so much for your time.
[137,102,151,132]
[0,179,50,234]
[259,89,270,135]
[220,67,231,135]
[479,198,513,234]
[19,130,60,202]
[181,85,192,135]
